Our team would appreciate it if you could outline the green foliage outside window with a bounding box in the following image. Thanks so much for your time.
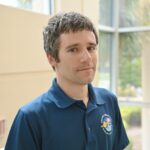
[121,106,141,129]
[119,33,141,88]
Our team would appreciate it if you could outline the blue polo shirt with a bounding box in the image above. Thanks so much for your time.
[5,79,129,150]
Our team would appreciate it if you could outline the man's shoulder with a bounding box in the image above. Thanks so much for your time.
[94,87,116,98]
[93,87,118,104]
[20,92,53,115]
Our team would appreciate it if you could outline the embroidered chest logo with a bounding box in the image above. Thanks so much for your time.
[101,114,113,135]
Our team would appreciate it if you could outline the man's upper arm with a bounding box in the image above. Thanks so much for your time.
[5,110,41,150]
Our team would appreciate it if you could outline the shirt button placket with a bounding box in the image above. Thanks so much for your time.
[85,111,93,150]
[85,112,92,140]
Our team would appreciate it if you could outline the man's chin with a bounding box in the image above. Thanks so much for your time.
[78,77,94,85]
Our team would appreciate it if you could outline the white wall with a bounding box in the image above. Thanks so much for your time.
[0,5,52,147]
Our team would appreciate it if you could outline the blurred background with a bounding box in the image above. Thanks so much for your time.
[0,0,150,150]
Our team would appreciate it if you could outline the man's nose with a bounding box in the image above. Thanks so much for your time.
[80,49,92,62]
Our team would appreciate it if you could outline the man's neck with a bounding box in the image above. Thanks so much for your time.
[57,79,89,107]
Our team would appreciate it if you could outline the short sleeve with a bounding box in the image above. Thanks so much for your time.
[5,110,41,150]
[113,97,129,150]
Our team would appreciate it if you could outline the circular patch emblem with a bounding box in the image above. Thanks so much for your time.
[101,114,113,135]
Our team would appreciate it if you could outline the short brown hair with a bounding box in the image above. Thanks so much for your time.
[43,12,98,61]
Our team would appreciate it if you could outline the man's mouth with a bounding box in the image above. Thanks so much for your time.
[77,67,94,71]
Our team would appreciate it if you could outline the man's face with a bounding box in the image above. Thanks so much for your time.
[49,30,97,86]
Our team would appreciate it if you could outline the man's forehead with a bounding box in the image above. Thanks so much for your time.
[59,30,97,46]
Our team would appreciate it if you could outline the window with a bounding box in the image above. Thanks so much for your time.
[99,0,150,149]
[99,0,114,26]
[119,0,150,27]
[118,32,142,100]
[98,32,112,89]
[0,0,53,15]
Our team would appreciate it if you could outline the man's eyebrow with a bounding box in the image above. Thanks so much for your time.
[88,42,97,46]
[65,44,79,50]
[65,42,97,50]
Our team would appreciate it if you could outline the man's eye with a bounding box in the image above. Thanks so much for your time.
[68,48,78,52]
[87,46,96,52]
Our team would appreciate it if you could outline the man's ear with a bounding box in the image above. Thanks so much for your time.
[46,54,57,68]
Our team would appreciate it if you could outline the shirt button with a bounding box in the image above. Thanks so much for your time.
[88,127,91,132]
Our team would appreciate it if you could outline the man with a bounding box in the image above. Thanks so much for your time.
[5,12,129,150]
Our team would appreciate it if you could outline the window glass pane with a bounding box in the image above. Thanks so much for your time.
[120,106,142,150]
[98,32,112,89]
[99,0,114,26]
[119,0,150,27]
[118,32,142,100]
[118,32,150,101]
[0,0,51,15]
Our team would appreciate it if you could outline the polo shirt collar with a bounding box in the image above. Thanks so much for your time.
[88,84,105,105]
[47,79,105,109]
[48,79,76,108]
